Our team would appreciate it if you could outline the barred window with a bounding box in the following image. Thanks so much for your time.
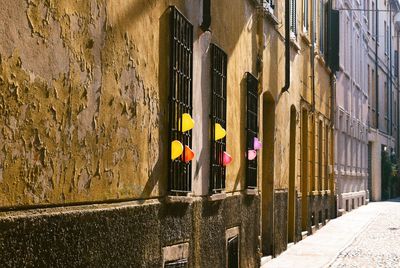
[168,7,193,194]
[210,44,228,193]
[246,73,259,188]
[290,0,297,35]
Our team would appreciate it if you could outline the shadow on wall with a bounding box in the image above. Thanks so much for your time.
[140,8,169,199]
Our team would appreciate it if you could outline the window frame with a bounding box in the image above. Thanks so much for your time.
[246,72,259,189]
[168,6,194,194]
[210,43,228,194]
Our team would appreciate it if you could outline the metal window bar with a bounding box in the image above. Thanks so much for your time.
[246,73,259,188]
[168,7,193,194]
[210,44,227,193]
[227,235,239,268]
[165,259,188,268]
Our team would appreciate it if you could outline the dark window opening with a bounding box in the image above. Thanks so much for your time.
[227,235,239,268]
[311,212,316,226]
[168,7,193,194]
[246,73,259,188]
[210,44,228,193]
[318,210,323,224]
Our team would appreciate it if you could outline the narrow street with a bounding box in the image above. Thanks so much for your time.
[262,199,400,268]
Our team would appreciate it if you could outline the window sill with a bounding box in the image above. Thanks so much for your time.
[246,188,259,196]
[165,195,193,204]
[311,190,321,196]
[290,37,301,52]
[208,192,227,201]
[300,32,312,47]
[261,7,279,26]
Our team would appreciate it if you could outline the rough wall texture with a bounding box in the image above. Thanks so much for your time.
[0,0,185,207]
[0,195,259,268]
[273,190,288,256]
[308,194,330,231]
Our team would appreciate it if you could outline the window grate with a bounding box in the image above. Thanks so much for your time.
[210,44,227,193]
[165,259,188,268]
[246,73,259,188]
[168,7,193,194]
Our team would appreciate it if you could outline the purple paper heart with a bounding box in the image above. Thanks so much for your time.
[253,137,262,150]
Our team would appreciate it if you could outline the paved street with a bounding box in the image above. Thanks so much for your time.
[262,199,400,268]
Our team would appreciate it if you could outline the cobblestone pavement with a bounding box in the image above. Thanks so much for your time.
[262,199,400,268]
[329,199,400,268]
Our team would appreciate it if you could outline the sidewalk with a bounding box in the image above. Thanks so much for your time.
[261,202,383,268]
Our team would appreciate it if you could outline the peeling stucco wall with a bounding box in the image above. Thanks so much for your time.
[0,0,176,207]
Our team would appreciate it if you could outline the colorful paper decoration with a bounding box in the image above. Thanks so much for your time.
[182,145,195,163]
[253,137,262,150]
[171,140,184,160]
[223,152,233,166]
[248,150,257,160]
[214,123,226,141]
[179,113,195,132]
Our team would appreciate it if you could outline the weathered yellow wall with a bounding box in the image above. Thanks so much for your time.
[211,0,259,193]
[259,1,332,191]
[0,0,333,207]
[0,0,192,207]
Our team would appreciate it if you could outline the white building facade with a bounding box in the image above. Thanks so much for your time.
[334,0,370,214]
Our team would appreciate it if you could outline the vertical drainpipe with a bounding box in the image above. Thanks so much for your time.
[281,0,291,93]
[257,1,264,258]
[329,0,336,217]
[311,0,316,111]
[375,5,379,129]
[389,4,393,137]
[200,0,211,32]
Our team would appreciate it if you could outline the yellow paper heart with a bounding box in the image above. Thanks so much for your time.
[214,123,226,141]
[171,140,183,160]
[179,113,195,132]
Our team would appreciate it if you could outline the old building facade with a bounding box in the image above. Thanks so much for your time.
[0,0,338,266]
[334,0,370,214]
[366,0,400,202]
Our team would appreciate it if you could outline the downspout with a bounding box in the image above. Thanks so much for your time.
[256,2,265,258]
[311,0,316,111]
[375,5,379,128]
[281,0,291,93]
[200,0,211,32]
[389,4,393,136]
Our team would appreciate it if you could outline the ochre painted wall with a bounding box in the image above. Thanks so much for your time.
[0,0,193,207]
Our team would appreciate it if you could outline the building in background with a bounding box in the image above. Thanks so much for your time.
[367,0,400,202]
[334,0,370,214]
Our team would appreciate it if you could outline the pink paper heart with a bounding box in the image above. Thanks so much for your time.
[248,150,257,160]
[223,152,233,166]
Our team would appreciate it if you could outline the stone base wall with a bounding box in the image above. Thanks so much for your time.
[308,194,332,232]
[273,190,288,256]
[0,194,260,268]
